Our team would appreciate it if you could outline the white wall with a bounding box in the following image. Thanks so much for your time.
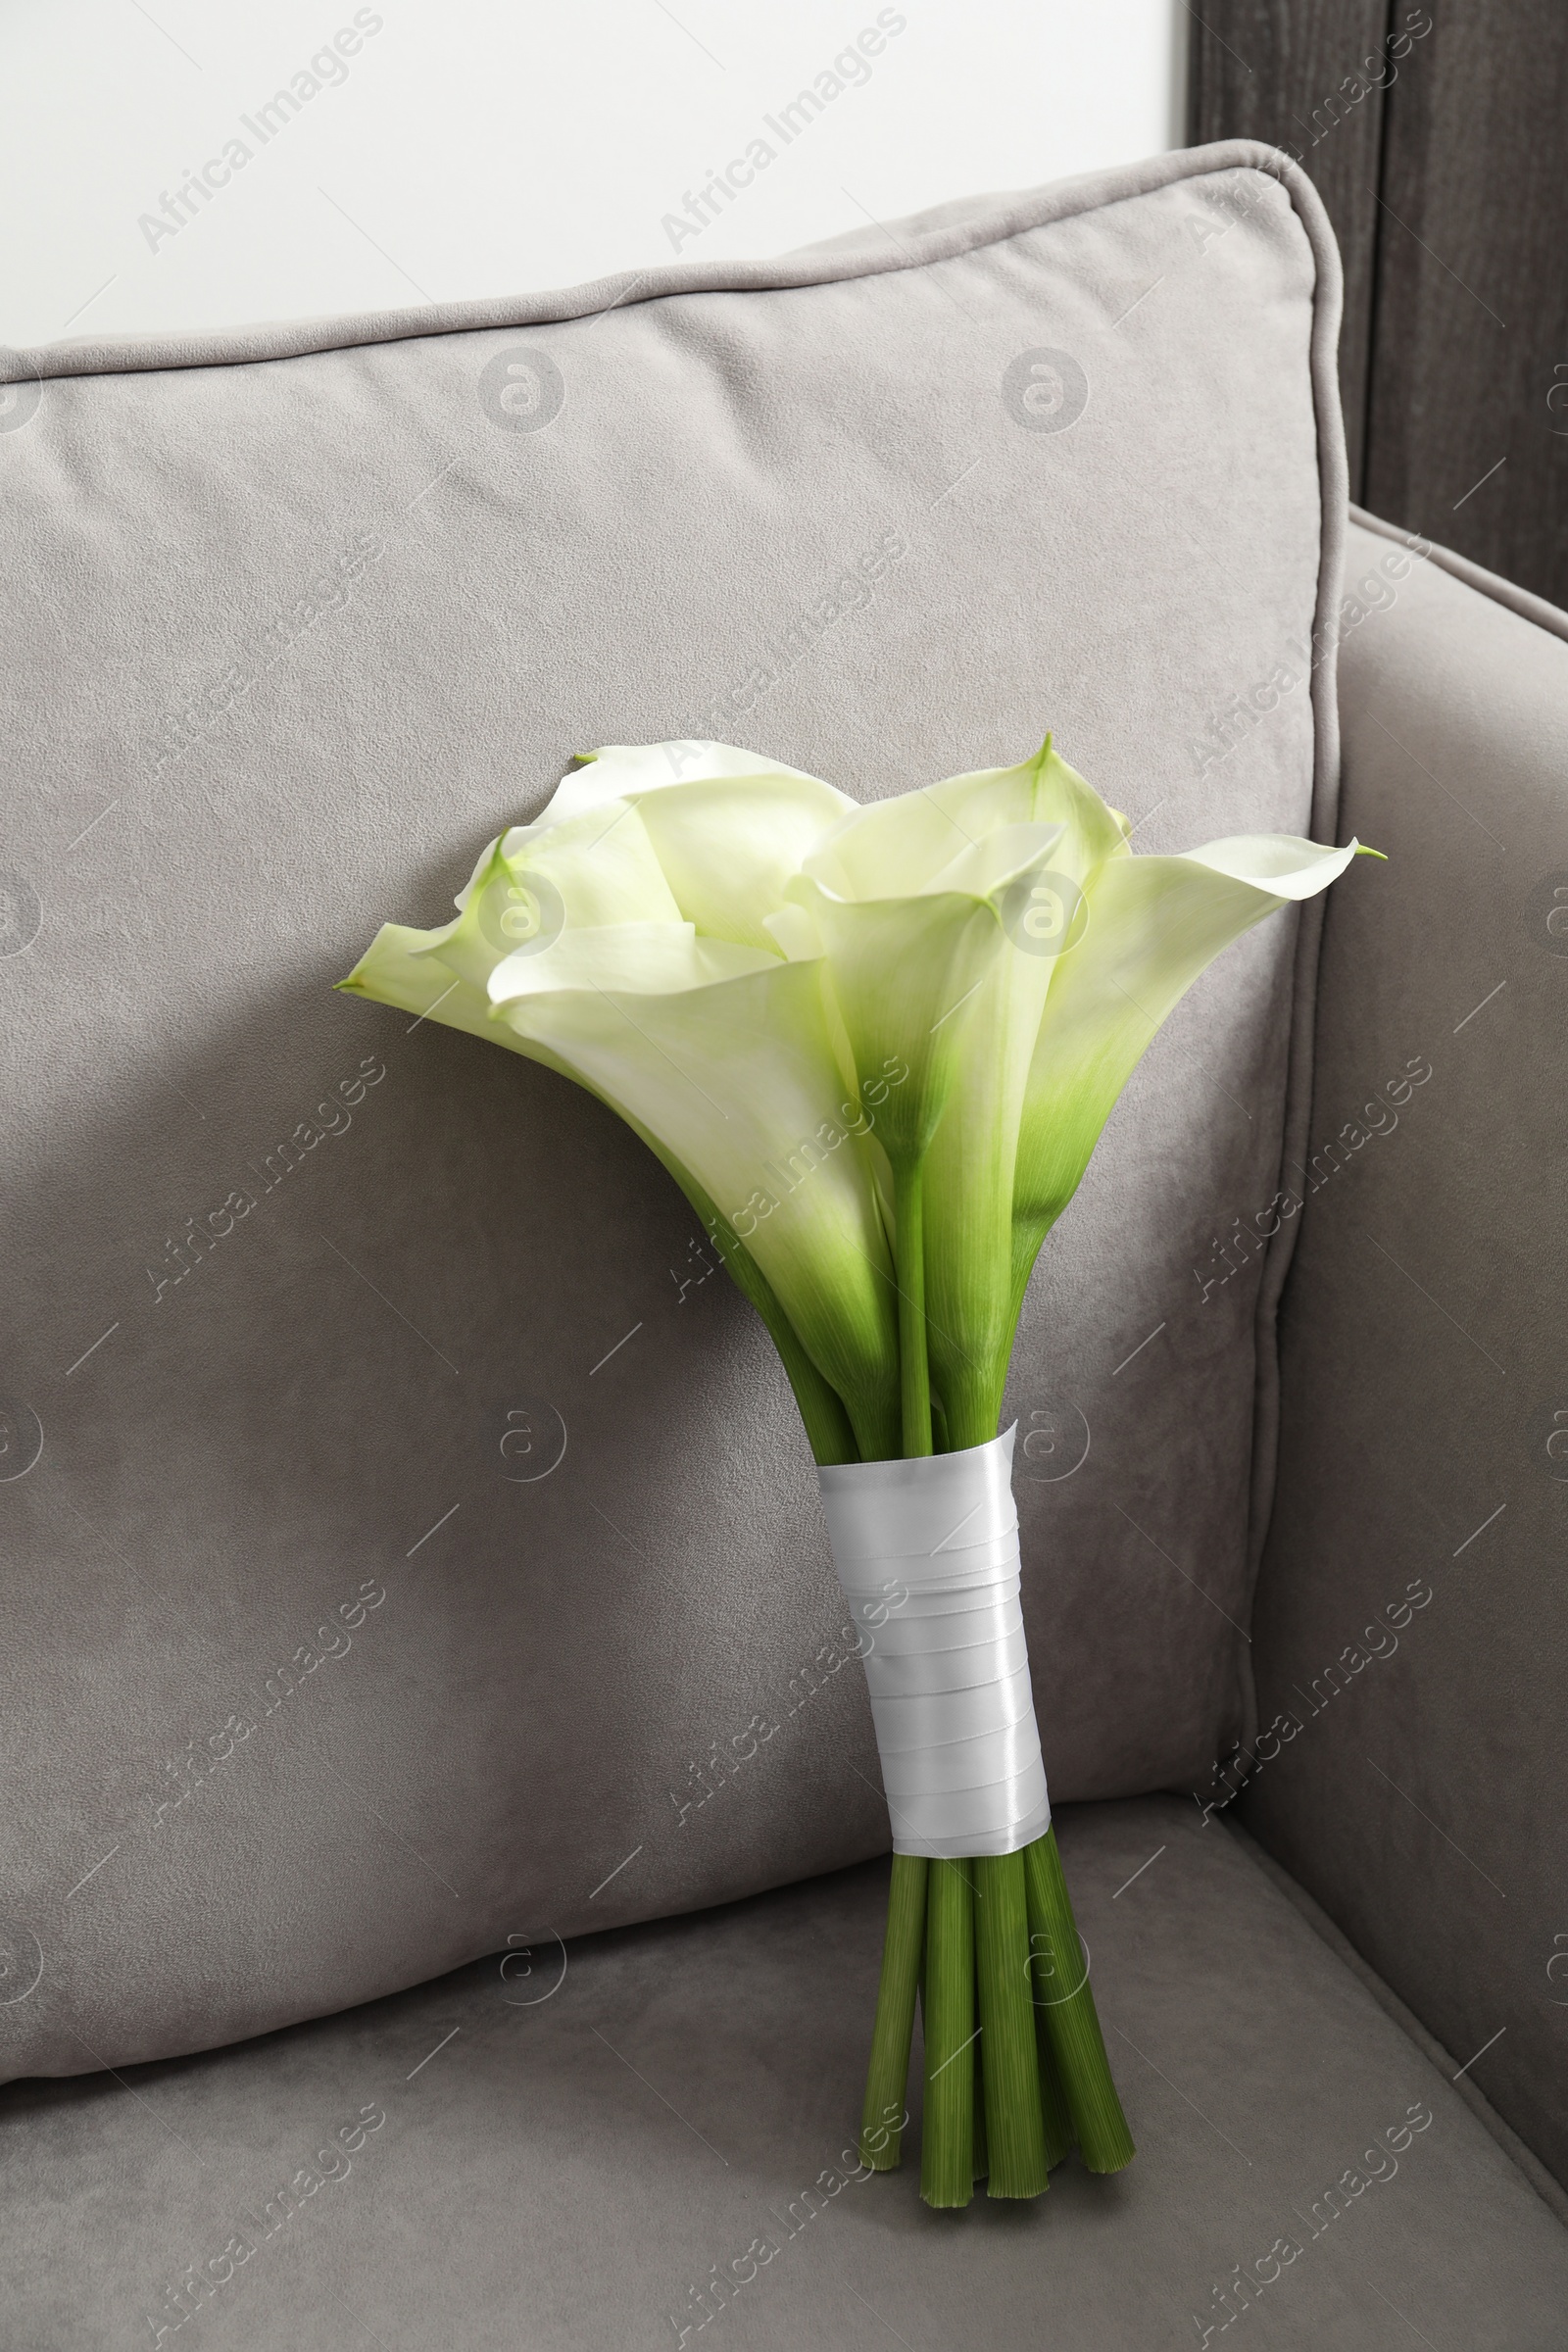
[0,1,1186,347]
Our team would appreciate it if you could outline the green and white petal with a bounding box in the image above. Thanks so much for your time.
[919,928,1063,1447]
[453,807,685,937]
[791,820,1066,1170]
[914,737,1130,888]
[529,740,840,835]
[1179,833,1369,896]
[340,913,863,1461]
[632,773,857,952]
[919,749,1137,1440]
[489,920,773,1001]
[338,919,501,1044]
[803,738,1124,903]
[607,1107,860,1469]
[514,803,686,928]
[335,917,605,1104]
[507,743,855,953]
[1009,835,1366,1309]
[489,938,901,1460]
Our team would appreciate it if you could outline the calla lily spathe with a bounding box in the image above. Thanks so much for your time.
[343,751,901,1460]
[340,736,1374,1464]
[1010,831,1364,1303]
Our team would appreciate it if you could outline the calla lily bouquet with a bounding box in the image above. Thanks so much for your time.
[341,736,1371,2208]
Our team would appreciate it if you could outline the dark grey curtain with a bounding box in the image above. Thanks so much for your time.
[1190,1,1568,609]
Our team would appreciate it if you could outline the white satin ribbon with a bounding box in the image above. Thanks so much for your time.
[817,1426,1051,1859]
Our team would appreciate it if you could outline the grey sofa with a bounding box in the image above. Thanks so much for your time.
[3,145,1565,2345]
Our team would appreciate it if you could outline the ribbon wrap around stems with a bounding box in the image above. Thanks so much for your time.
[817,1426,1051,1860]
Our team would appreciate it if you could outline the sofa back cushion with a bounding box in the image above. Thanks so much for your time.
[0,138,1344,2077]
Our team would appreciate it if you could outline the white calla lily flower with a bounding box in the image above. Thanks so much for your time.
[915,740,1132,1445]
[341,736,1376,1471]
[485,927,901,1459]
[785,788,1081,1450]
[788,818,1064,1169]
[1008,834,1368,1312]
[533,738,834,830]
[515,744,854,956]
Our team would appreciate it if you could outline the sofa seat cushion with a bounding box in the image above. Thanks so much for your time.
[6,1794,1564,2349]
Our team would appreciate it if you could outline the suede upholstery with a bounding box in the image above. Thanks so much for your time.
[1244,515,1568,2189]
[0,142,1347,2080]
[5,1797,1566,2350]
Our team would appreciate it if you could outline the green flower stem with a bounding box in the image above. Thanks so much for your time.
[973,1852,1050,2197]
[1037,2006,1076,2171]
[892,1159,932,1457]
[973,2041,989,2183]
[858,1854,927,2169]
[920,1860,976,2208]
[940,1369,1007,1455]
[1024,1830,1136,2174]
[743,1276,859,1467]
